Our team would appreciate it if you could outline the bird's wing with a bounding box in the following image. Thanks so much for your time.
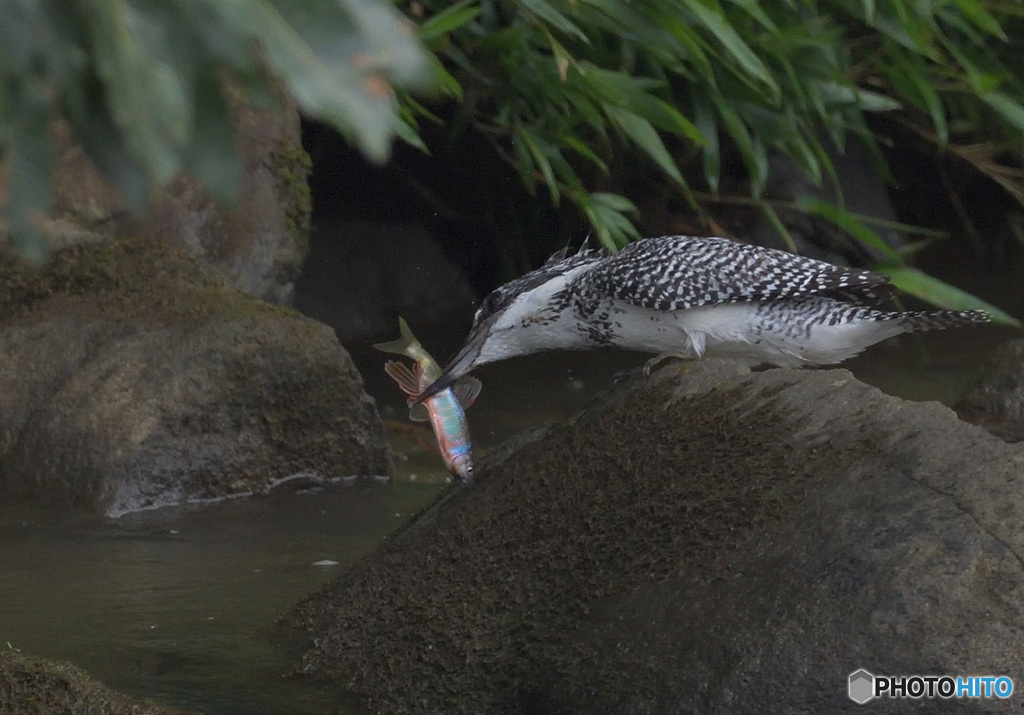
[575,235,893,311]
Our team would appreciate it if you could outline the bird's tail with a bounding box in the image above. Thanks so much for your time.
[896,310,990,332]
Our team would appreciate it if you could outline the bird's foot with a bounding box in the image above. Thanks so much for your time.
[642,352,692,378]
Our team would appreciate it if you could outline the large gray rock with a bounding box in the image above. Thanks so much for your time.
[957,338,1024,443]
[0,239,388,517]
[288,360,1024,713]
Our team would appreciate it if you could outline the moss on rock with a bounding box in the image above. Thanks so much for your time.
[0,649,193,715]
[0,237,389,516]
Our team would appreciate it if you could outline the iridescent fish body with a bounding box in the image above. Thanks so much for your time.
[375,317,481,482]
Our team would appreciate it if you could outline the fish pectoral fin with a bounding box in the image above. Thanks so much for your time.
[407,402,431,422]
[384,360,422,396]
[452,376,482,409]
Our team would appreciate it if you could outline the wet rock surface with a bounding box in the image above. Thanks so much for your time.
[288,360,1024,714]
[0,648,192,715]
[957,338,1024,443]
[0,239,388,517]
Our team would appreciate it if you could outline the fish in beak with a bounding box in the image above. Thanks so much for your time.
[414,327,488,404]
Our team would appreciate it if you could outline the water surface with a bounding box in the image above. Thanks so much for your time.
[0,326,1010,713]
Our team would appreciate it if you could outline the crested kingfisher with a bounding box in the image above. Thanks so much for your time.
[418,235,989,401]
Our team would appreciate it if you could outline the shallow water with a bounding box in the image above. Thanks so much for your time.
[0,325,1012,713]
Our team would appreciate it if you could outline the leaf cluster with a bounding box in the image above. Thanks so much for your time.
[403,0,1024,320]
[0,0,431,263]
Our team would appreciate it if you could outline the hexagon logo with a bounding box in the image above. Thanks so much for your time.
[849,669,874,704]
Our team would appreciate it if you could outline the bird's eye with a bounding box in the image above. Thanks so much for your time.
[478,292,502,319]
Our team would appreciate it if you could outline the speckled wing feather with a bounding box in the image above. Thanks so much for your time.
[576,235,894,311]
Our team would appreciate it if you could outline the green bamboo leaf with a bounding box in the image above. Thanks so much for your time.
[980,91,1024,132]
[693,94,720,192]
[184,67,239,204]
[516,126,560,205]
[559,134,609,174]
[876,267,1020,326]
[854,88,903,112]
[517,0,589,42]
[710,94,760,184]
[578,191,639,250]
[577,0,683,66]
[759,204,798,252]
[796,195,903,262]
[590,192,638,213]
[861,0,875,24]
[88,0,186,187]
[590,76,705,144]
[606,106,685,186]
[428,54,463,100]
[725,0,778,33]
[513,126,537,194]
[748,135,769,198]
[950,0,1007,39]
[394,115,429,152]
[784,132,822,187]
[685,0,780,101]
[4,80,53,265]
[211,0,429,164]
[418,0,480,42]
[888,54,948,144]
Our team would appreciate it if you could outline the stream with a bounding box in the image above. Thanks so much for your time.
[0,326,1012,713]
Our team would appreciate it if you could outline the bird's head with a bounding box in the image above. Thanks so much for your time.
[416,246,603,402]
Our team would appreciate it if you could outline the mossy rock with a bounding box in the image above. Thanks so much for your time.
[0,238,389,516]
[0,649,193,715]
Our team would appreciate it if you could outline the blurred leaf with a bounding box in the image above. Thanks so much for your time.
[394,114,430,152]
[886,53,948,144]
[184,68,240,204]
[950,0,1006,39]
[980,91,1024,132]
[427,54,463,100]
[606,106,684,185]
[0,0,433,261]
[518,0,589,42]
[418,0,480,43]
[578,191,639,249]
[685,0,779,101]
[559,134,609,174]
[759,204,798,252]
[516,125,560,204]
[693,93,720,192]
[88,0,186,188]
[3,81,54,265]
[796,195,903,262]
[877,266,1020,326]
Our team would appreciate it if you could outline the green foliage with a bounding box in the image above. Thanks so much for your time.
[0,0,432,263]
[403,0,1024,319]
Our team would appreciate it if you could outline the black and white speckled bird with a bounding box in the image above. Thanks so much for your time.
[417,235,989,401]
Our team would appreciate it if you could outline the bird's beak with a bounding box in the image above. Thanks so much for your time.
[415,329,487,404]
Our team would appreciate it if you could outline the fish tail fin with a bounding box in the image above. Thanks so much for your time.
[373,317,419,357]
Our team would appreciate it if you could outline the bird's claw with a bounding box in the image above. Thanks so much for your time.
[642,353,691,378]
